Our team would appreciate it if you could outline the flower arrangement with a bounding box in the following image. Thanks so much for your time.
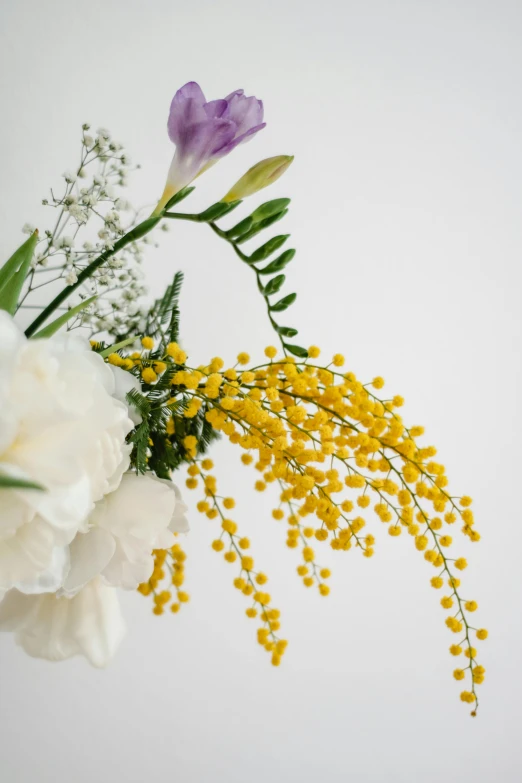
[0,81,487,714]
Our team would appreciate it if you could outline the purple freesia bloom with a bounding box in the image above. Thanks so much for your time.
[154,82,265,213]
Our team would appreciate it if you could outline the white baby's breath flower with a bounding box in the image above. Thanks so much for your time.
[22,223,36,235]
[65,270,78,285]
[68,204,87,223]
[62,171,76,183]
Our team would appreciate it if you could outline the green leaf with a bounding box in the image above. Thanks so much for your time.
[126,216,162,242]
[235,211,288,244]
[251,198,290,223]
[284,343,308,358]
[99,335,138,358]
[199,201,241,222]
[258,249,296,275]
[250,235,289,263]
[226,216,254,239]
[0,231,39,314]
[32,296,97,338]
[269,293,297,312]
[276,326,298,338]
[0,473,46,491]
[0,231,38,295]
[164,187,195,210]
[263,274,286,296]
[126,388,151,418]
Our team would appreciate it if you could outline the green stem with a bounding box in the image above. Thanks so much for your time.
[25,216,161,337]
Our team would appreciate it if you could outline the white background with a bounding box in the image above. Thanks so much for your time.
[1,1,521,781]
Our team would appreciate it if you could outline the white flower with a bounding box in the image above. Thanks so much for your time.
[63,473,189,593]
[22,223,36,235]
[0,312,134,593]
[0,473,189,666]
[0,578,126,667]
[65,270,78,285]
[68,204,87,223]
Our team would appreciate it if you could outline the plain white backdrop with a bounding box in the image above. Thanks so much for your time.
[1,1,521,781]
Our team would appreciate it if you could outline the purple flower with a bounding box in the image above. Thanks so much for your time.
[154,82,265,213]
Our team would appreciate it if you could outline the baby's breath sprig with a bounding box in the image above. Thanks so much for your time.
[21,125,166,339]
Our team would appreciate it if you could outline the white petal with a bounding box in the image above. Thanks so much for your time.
[62,528,115,594]
[0,579,126,667]
[68,579,127,667]
[13,545,70,595]
[110,366,142,425]
[91,472,177,539]
[0,518,57,590]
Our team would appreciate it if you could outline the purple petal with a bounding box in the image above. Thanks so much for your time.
[168,82,207,144]
[167,118,236,188]
[217,122,267,157]
[204,99,228,119]
[223,94,264,138]
[224,89,245,101]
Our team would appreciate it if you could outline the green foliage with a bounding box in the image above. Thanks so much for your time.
[163,186,196,211]
[198,201,241,222]
[32,296,97,338]
[159,193,307,355]
[0,473,46,491]
[270,293,297,312]
[0,231,39,314]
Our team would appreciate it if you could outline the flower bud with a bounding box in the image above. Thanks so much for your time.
[222,155,294,203]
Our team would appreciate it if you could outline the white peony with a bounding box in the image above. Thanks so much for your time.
[0,472,189,666]
[0,311,134,594]
[0,578,126,667]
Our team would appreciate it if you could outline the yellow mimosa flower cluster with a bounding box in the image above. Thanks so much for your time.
[121,338,487,713]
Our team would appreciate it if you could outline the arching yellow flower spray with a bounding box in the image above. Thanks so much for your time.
[132,340,487,715]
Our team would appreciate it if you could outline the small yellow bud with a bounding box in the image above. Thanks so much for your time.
[222,155,294,202]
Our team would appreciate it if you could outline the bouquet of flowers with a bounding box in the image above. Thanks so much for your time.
[0,81,487,714]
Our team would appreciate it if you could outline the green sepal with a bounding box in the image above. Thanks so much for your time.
[263,274,286,296]
[0,473,46,491]
[284,343,308,358]
[249,235,289,263]
[258,249,296,275]
[269,292,297,312]
[32,296,97,338]
[199,201,241,222]
[99,335,138,357]
[163,187,195,211]
[126,217,161,242]
[235,210,288,244]
[251,198,290,223]
[0,231,38,313]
